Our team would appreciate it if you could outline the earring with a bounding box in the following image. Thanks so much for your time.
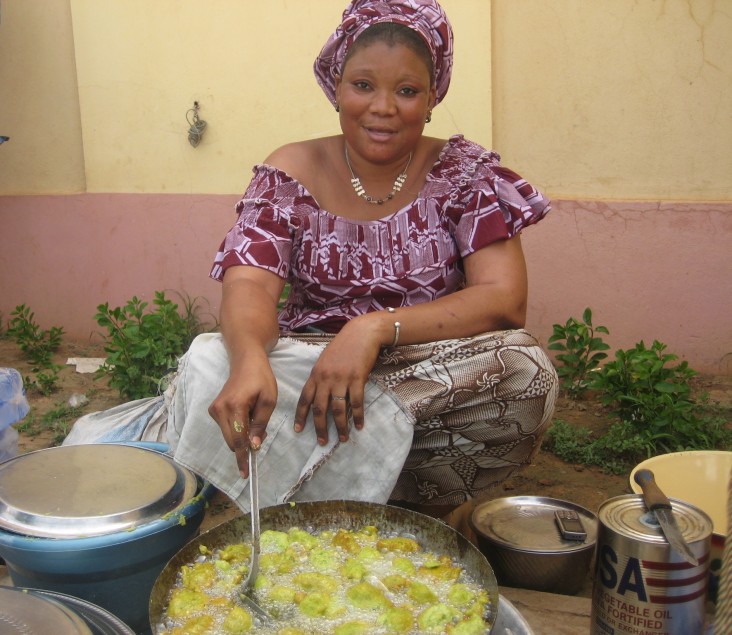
[335,104,340,113]
[425,111,432,123]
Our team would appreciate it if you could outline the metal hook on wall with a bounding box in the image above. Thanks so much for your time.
[186,101,207,148]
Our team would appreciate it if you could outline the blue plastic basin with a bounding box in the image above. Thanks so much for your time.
[0,442,214,634]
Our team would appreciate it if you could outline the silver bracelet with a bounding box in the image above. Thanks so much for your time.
[387,307,400,347]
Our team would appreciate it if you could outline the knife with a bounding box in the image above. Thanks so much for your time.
[634,468,699,566]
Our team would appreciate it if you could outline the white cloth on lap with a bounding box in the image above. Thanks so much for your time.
[65,333,414,513]
[62,395,168,445]
[167,333,414,511]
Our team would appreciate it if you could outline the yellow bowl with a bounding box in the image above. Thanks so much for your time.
[629,450,732,536]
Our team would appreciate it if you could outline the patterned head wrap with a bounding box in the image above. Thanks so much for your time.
[314,0,454,107]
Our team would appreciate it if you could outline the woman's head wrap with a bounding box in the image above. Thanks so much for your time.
[314,0,454,107]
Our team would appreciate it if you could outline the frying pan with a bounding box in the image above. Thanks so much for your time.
[149,499,499,633]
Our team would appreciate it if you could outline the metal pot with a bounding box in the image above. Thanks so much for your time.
[470,496,598,596]
[150,499,500,633]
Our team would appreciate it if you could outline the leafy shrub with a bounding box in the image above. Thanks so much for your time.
[94,290,215,400]
[15,401,87,446]
[593,340,732,455]
[543,419,594,464]
[6,304,64,394]
[545,339,732,473]
[7,305,64,368]
[548,308,610,399]
[594,340,694,421]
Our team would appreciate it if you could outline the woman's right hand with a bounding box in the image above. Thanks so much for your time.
[208,349,278,478]
[211,266,285,478]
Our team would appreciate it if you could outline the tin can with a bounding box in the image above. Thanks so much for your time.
[591,494,712,635]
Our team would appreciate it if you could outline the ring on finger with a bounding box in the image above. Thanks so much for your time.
[232,419,244,433]
[331,396,347,401]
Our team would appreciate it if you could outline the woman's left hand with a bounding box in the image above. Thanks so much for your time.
[294,317,385,445]
[293,235,529,445]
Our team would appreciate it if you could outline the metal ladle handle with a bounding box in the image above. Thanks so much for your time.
[247,446,261,586]
[239,445,261,594]
[238,446,272,622]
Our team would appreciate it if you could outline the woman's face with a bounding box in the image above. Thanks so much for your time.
[335,41,436,166]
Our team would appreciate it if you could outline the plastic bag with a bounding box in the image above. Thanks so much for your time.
[0,368,30,430]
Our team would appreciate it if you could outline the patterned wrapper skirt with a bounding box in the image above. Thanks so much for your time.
[290,329,558,507]
[63,329,558,510]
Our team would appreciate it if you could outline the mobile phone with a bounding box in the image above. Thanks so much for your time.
[554,510,587,541]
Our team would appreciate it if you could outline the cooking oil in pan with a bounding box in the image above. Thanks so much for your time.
[591,495,712,635]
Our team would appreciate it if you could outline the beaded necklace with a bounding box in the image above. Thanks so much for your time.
[344,145,412,205]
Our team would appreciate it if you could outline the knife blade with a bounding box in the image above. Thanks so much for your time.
[634,468,699,566]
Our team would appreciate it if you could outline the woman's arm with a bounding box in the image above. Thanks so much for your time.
[294,234,528,444]
[207,265,285,477]
[384,233,529,342]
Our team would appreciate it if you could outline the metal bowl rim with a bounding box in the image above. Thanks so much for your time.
[470,495,598,553]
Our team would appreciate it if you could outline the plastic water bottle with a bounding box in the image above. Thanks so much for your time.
[0,368,30,463]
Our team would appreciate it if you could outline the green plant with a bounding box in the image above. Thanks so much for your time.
[592,340,731,455]
[544,420,621,474]
[545,340,732,474]
[278,282,291,310]
[33,369,61,395]
[16,402,85,445]
[6,304,65,394]
[175,290,219,336]
[7,304,64,367]
[593,340,693,420]
[94,290,213,400]
[548,308,610,399]
[543,419,594,465]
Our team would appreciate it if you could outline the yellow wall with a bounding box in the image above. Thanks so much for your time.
[2,1,730,199]
[50,0,489,194]
[0,0,85,193]
[492,0,732,200]
[0,0,487,195]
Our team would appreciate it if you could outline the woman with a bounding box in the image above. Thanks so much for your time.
[191,0,557,513]
[68,0,557,517]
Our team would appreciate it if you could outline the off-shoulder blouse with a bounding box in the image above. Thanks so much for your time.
[211,135,550,332]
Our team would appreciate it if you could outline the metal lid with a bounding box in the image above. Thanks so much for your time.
[471,496,598,553]
[5,587,137,635]
[0,586,93,635]
[0,444,197,538]
[598,494,713,545]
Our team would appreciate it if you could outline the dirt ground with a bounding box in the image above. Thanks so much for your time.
[3,337,732,526]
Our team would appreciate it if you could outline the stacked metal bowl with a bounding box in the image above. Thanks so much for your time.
[470,496,598,596]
